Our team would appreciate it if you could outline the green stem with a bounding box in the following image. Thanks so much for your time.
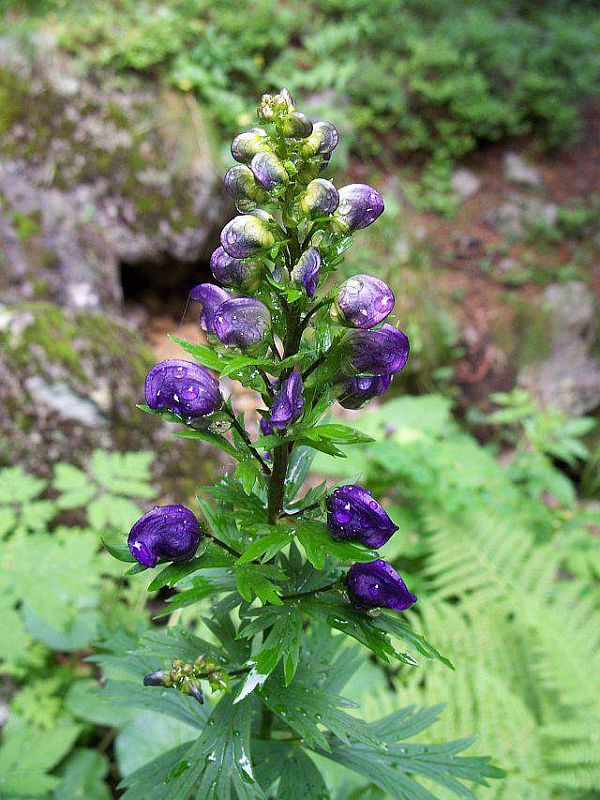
[281,580,340,601]
[225,407,272,476]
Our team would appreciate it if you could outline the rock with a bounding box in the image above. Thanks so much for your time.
[519,282,600,416]
[0,302,154,470]
[503,152,544,188]
[451,169,481,199]
[485,195,558,238]
[0,31,225,313]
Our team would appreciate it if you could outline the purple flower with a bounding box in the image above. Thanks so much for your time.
[259,416,275,436]
[346,559,417,612]
[279,111,313,138]
[145,359,222,418]
[128,504,201,568]
[338,374,392,409]
[327,485,398,549]
[209,246,261,290]
[250,152,289,190]
[340,323,409,376]
[231,127,271,164]
[300,121,339,156]
[221,214,276,259]
[189,283,231,334]
[299,178,339,217]
[335,274,395,328]
[223,164,266,212]
[270,371,304,430]
[214,297,270,350]
[335,184,384,231]
[291,248,321,297]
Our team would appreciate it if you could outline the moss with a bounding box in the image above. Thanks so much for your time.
[0,67,28,136]
[12,211,42,242]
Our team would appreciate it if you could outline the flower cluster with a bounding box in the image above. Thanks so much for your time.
[128,88,415,617]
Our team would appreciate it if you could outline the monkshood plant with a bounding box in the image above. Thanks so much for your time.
[105,89,502,799]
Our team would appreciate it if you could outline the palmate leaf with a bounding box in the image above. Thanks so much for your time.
[277,748,330,799]
[121,694,265,800]
[237,605,302,692]
[294,520,378,569]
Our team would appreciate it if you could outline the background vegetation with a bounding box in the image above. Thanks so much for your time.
[0,0,599,798]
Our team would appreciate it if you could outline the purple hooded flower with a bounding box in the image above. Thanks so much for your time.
[214,297,270,350]
[299,178,339,217]
[221,214,276,259]
[340,324,409,376]
[291,248,321,297]
[223,164,267,212]
[300,121,339,156]
[327,485,398,549]
[209,246,261,290]
[279,111,313,138]
[335,274,395,329]
[338,374,392,409]
[231,127,271,164]
[128,504,201,568]
[270,371,304,430]
[189,283,231,334]
[250,152,289,190]
[260,416,275,436]
[346,559,417,612]
[145,359,222,418]
[335,184,384,231]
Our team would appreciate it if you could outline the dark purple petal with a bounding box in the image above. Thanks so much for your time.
[340,324,409,376]
[209,246,261,290]
[335,274,395,328]
[327,485,398,549]
[299,178,339,216]
[279,111,313,138]
[213,297,270,350]
[260,416,274,436]
[189,283,231,334]
[223,164,266,212]
[338,374,392,409]
[220,214,276,259]
[291,248,321,297]
[128,504,201,568]
[346,559,417,612]
[335,184,384,230]
[270,371,304,430]
[145,359,222,418]
[250,152,289,190]
[231,127,271,164]
[300,121,339,156]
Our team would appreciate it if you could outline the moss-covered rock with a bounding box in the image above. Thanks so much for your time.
[0,30,225,312]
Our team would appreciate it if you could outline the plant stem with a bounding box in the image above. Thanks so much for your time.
[208,533,241,559]
[224,407,272,476]
[281,580,340,601]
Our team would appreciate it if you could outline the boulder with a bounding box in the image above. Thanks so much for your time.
[519,282,600,416]
[0,30,225,313]
[503,152,544,188]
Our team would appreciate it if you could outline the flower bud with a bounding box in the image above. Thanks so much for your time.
[337,374,392,409]
[223,164,267,212]
[346,559,417,612]
[290,247,320,297]
[298,178,339,217]
[209,246,262,291]
[214,296,270,350]
[340,324,409,376]
[128,504,202,568]
[145,359,222,418]
[257,89,295,122]
[334,184,384,231]
[190,283,231,334]
[231,127,271,164]
[270,371,304,430]
[250,152,289,190]
[259,416,274,437]
[327,485,398,548]
[334,274,394,328]
[220,214,276,259]
[300,121,339,156]
[279,111,313,138]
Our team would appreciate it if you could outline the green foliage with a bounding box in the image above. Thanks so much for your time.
[313,393,600,797]
[34,0,600,173]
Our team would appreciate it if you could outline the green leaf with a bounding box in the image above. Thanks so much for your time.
[88,495,143,531]
[177,427,240,459]
[55,749,111,800]
[235,565,283,605]
[278,748,330,799]
[305,423,375,445]
[101,534,136,562]
[116,710,199,779]
[53,463,97,509]
[89,450,155,499]
[236,526,292,565]
[169,335,229,371]
[295,520,378,569]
